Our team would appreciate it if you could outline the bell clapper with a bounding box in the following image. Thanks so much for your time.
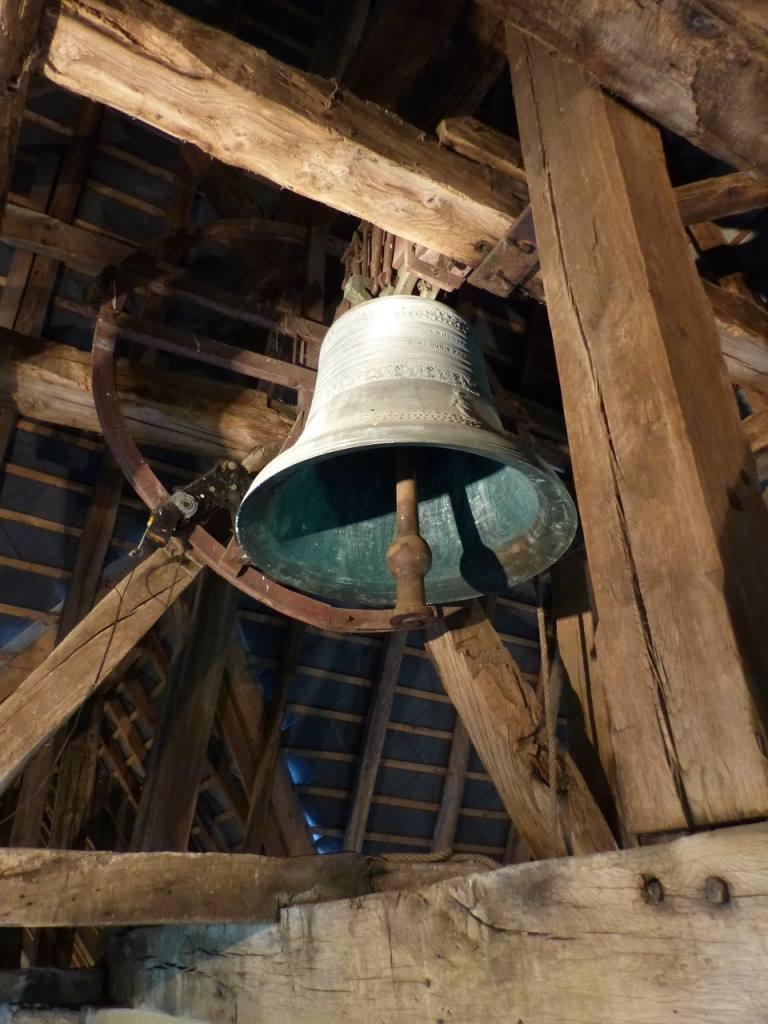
[386,450,433,629]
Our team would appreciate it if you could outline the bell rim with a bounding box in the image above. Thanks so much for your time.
[236,427,577,607]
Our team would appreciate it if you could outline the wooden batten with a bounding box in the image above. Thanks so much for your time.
[509,32,768,838]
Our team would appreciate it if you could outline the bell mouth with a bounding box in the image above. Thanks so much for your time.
[236,441,577,608]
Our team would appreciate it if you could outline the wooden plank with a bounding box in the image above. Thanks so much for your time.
[130,572,239,852]
[437,116,527,194]
[0,330,293,458]
[676,172,768,225]
[0,849,491,927]
[41,0,526,265]
[510,33,768,838]
[0,968,103,1005]
[0,543,201,799]
[478,0,768,174]
[430,717,472,853]
[343,632,406,853]
[426,603,615,859]
[113,824,768,1024]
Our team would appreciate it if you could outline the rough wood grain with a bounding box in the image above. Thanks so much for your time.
[510,33,768,837]
[0,849,491,927]
[0,330,293,458]
[114,825,768,1024]
[41,0,525,264]
[0,0,47,221]
[0,544,201,798]
[426,603,615,858]
[675,172,768,225]
[479,0,768,173]
[707,281,768,395]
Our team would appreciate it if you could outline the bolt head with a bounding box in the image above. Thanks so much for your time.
[705,876,730,905]
[643,877,664,904]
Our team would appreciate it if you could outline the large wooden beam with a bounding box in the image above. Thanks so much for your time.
[426,603,615,859]
[0,330,293,458]
[113,825,768,1023]
[0,849,491,927]
[478,0,768,174]
[0,543,201,799]
[41,0,525,265]
[510,34,768,839]
[0,0,47,220]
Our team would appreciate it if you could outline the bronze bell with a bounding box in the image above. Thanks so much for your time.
[236,296,577,617]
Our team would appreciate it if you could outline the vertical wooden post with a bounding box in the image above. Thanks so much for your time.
[509,30,768,839]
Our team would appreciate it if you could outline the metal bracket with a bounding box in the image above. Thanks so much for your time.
[145,459,250,546]
[468,206,541,298]
[392,238,471,293]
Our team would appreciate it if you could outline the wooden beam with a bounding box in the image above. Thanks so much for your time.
[510,33,768,839]
[0,543,201,799]
[0,330,293,458]
[0,849,491,927]
[440,120,768,227]
[0,0,47,221]
[41,0,525,265]
[343,632,406,853]
[113,825,768,1023]
[675,172,768,226]
[478,0,768,174]
[706,280,768,395]
[242,620,304,854]
[130,572,238,852]
[426,603,615,859]
[220,640,315,857]
[431,717,472,853]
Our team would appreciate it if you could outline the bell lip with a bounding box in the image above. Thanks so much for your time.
[235,427,578,606]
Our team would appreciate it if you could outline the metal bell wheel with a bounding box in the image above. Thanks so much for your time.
[237,296,577,626]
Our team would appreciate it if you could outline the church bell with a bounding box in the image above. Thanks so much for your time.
[236,296,577,615]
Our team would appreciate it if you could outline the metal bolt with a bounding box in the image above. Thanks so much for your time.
[643,877,664,904]
[705,876,730,905]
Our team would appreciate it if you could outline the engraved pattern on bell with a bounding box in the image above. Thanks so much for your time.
[236,295,578,608]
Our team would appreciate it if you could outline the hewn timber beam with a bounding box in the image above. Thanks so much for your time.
[0,0,47,221]
[40,0,525,265]
[426,603,615,859]
[0,329,293,459]
[0,849,492,927]
[706,280,768,394]
[0,542,201,799]
[510,32,768,839]
[130,572,239,852]
[112,825,768,1023]
[477,0,768,174]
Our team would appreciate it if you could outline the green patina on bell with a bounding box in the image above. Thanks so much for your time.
[236,296,577,607]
